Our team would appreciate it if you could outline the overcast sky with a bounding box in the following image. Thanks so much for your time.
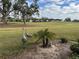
[32,0,79,20]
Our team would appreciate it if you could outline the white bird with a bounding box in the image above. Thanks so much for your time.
[22,28,32,41]
[23,32,27,40]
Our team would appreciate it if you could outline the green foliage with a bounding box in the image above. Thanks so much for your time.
[72,20,79,22]
[76,39,79,43]
[0,44,23,56]
[70,39,79,55]
[70,54,79,59]
[0,0,39,24]
[13,3,19,11]
[13,0,39,24]
[0,0,12,24]
[21,38,27,49]
[33,29,56,47]
[70,43,79,55]
[60,38,68,43]
[64,17,71,22]
[15,19,22,22]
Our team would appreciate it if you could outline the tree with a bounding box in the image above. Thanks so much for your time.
[33,29,56,48]
[64,17,71,22]
[0,0,13,24]
[42,17,48,22]
[72,19,79,22]
[13,0,39,24]
[54,19,62,21]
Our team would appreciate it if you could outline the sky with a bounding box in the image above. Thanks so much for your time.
[33,0,79,20]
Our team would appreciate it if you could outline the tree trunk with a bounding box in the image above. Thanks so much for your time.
[45,38,49,47]
[42,39,45,48]
[2,16,7,24]
[22,15,26,24]
[23,18,26,24]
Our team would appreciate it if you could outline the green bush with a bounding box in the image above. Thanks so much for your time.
[60,38,68,43]
[70,44,79,55]
[70,54,79,59]
[76,39,79,43]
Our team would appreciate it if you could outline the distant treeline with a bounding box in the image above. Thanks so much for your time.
[0,17,79,22]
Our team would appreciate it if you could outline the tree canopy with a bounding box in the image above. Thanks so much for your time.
[13,0,39,24]
[0,0,39,24]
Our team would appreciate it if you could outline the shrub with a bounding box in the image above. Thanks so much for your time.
[60,38,68,43]
[76,39,79,43]
[70,54,79,59]
[33,29,56,48]
[70,44,79,55]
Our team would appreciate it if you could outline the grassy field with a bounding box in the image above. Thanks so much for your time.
[0,22,79,56]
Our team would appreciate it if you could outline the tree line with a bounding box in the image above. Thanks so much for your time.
[3,17,79,22]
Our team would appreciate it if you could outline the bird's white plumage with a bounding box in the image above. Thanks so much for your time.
[23,32,27,40]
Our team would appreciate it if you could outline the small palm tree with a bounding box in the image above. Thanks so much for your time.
[33,29,56,48]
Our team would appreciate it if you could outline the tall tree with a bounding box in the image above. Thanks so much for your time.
[0,0,12,24]
[64,17,71,22]
[13,0,39,24]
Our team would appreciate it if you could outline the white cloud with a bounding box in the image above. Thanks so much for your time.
[38,4,62,18]
[52,0,61,2]
[36,0,79,20]
[61,6,74,14]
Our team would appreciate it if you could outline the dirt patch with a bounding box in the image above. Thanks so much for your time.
[2,43,72,59]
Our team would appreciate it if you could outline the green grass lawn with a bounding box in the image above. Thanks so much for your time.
[0,22,79,56]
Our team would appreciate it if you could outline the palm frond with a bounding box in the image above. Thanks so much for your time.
[33,29,56,42]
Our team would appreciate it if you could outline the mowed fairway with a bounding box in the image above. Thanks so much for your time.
[0,22,79,56]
